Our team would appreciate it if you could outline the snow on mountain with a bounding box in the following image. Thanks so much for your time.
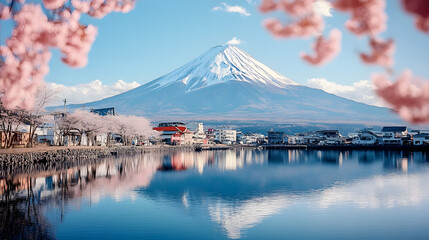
[63,45,401,124]
[148,45,298,92]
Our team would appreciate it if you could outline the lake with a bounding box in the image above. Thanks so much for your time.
[1,149,429,239]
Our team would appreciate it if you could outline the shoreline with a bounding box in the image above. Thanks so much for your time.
[0,145,197,169]
[263,144,429,151]
[1,144,428,171]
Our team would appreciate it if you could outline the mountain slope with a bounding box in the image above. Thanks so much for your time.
[65,45,400,124]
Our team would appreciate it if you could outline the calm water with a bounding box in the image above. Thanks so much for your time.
[1,149,429,240]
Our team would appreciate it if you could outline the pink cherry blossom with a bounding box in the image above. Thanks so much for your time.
[259,0,277,13]
[264,14,324,38]
[278,0,314,16]
[415,16,429,33]
[43,0,67,10]
[0,0,135,110]
[360,38,395,68]
[0,4,52,109]
[0,4,11,20]
[259,0,338,65]
[72,0,136,18]
[333,0,387,36]
[401,0,429,18]
[258,0,428,124]
[373,70,429,124]
[301,28,342,66]
[260,0,314,16]
[360,37,395,68]
[401,0,429,33]
[260,0,320,38]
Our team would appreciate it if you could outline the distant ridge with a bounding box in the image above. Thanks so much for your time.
[61,45,401,124]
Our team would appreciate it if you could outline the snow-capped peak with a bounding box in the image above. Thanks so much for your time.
[149,45,299,92]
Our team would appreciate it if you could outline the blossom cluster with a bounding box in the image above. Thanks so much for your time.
[259,0,342,66]
[260,0,429,124]
[0,0,135,110]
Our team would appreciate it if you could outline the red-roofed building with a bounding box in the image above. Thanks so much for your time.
[170,131,193,145]
[153,122,190,144]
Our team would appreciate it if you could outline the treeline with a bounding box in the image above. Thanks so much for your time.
[56,110,153,146]
[0,84,154,148]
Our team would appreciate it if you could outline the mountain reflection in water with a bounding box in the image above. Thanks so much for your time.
[1,149,429,240]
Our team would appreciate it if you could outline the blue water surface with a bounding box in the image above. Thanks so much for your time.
[1,149,429,240]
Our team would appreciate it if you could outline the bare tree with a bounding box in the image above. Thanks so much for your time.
[0,102,26,148]
[22,84,59,147]
[56,113,80,146]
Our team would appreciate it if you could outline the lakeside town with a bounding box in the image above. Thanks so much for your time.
[2,107,428,149]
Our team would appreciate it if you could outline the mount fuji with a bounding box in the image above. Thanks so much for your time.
[65,45,400,124]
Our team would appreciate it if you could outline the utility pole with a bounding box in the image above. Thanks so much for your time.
[63,98,67,112]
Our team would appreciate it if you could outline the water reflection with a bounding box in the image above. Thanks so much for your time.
[1,149,429,239]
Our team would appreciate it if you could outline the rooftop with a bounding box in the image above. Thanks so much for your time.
[91,107,116,116]
[382,126,407,132]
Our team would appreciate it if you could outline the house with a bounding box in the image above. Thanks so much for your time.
[90,107,117,146]
[318,130,343,145]
[239,133,258,145]
[153,122,188,144]
[0,131,30,148]
[170,131,193,145]
[35,124,55,145]
[205,128,216,144]
[267,130,287,144]
[301,130,344,145]
[236,131,244,143]
[187,122,208,144]
[381,126,408,145]
[187,122,204,134]
[214,129,236,144]
[352,129,382,145]
[288,133,306,145]
[301,132,321,145]
[90,107,116,116]
[171,132,184,145]
[183,131,193,145]
[52,112,82,146]
[192,135,208,145]
[413,133,429,145]
[257,134,268,145]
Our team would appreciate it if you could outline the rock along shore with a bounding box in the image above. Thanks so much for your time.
[0,145,198,169]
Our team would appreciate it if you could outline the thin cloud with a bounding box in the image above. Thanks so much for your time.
[46,79,140,106]
[213,2,251,16]
[313,0,333,17]
[227,37,242,45]
[306,78,387,107]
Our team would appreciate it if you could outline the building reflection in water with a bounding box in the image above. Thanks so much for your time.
[1,149,429,239]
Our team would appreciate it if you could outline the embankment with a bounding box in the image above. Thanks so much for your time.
[0,145,197,170]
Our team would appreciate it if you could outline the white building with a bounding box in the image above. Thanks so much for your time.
[214,129,236,144]
[267,131,288,144]
[187,122,204,134]
[35,125,55,145]
[240,133,264,145]
[288,134,306,144]
[352,129,382,145]
[381,126,408,145]
[413,133,429,145]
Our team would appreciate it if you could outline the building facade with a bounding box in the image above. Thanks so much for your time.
[267,131,287,144]
[381,126,408,145]
[214,129,236,144]
[153,122,188,144]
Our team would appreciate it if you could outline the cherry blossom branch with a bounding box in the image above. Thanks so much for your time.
[259,0,429,124]
[0,0,135,110]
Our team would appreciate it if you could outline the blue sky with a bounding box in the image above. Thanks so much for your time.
[2,0,429,105]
